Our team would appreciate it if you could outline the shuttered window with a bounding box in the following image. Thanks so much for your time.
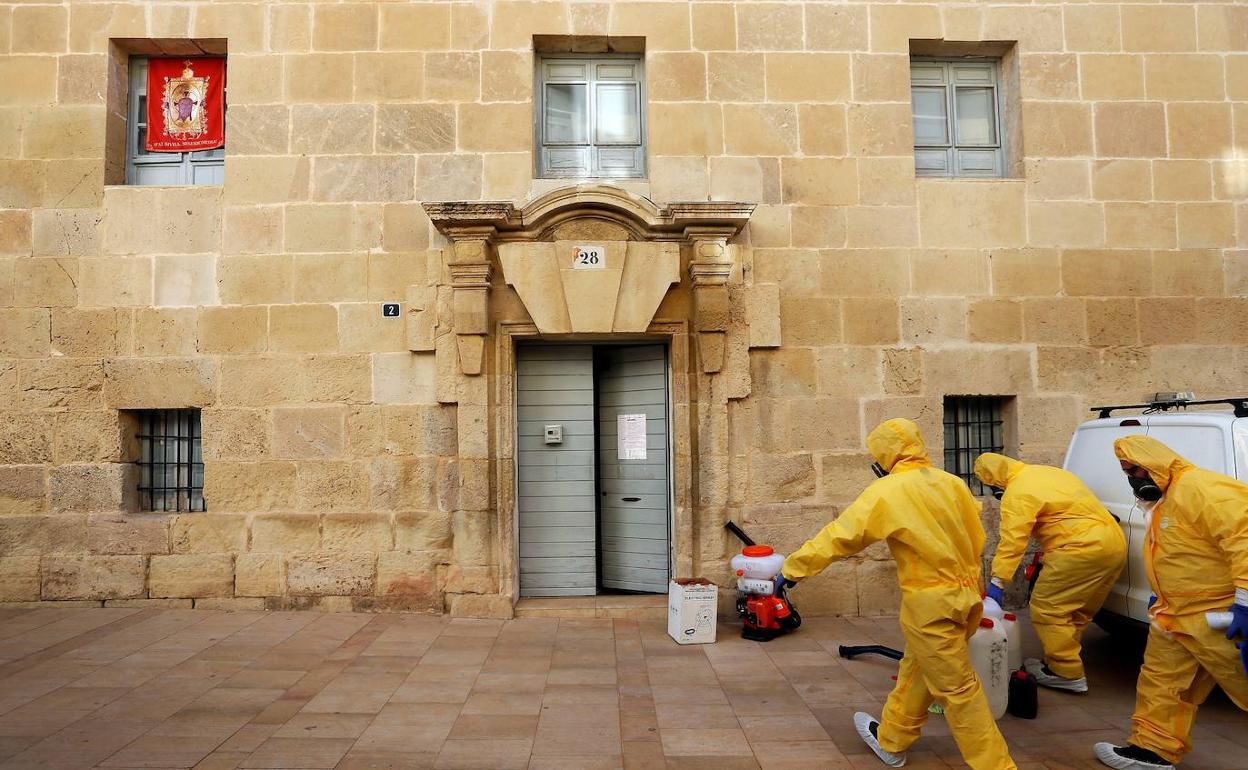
[536,56,645,179]
[911,59,1005,178]
[126,57,225,186]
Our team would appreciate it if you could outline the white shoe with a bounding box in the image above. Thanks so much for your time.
[853,712,906,767]
[1094,742,1175,769]
[1024,657,1089,693]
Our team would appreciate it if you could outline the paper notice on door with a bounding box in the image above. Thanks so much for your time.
[618,414,647,460]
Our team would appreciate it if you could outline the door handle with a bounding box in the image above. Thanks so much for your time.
[622,497,641,502]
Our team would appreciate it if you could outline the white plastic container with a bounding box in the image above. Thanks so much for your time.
[981,595,1005,622]
[969,617,1009,720]
[730,545,785,583]
[1002,612,1022,672]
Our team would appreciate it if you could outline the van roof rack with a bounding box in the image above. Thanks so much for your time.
[1091,398,1248,419]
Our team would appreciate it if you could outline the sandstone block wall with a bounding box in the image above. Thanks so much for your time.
[0,0,1245,616]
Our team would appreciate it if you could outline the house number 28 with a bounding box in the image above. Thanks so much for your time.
[572,245,606,270]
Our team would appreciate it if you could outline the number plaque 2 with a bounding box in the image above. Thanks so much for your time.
[571,244,606,270]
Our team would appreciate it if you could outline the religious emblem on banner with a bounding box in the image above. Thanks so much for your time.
[145,57,226,153]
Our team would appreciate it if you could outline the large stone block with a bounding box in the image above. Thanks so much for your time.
[223,156,310,205]
[0,465,45,515]
[203,461,297,512]
[816,347,882,397]
[219,357,305,406]
[0,308,51,358]
[1168,103,1233,160]
[104,358,216,409]
[30,207,98,258]
[446,593,512,619]
[1022,298,1088,345]
[1122,5,1197,52]
[1094,103,1166,157]
[269,304,339,353]
[649,103,723,156]
[51,308,132,358]
[901,297,967,344]
[370,457,439,512]
[375,551,440,611]
[372,352,437,405]
[54,410,128,465]
[841,298,900,345]
[380,3,449,50]
[170,514,248,554]
[1080,55,1145,102]
[0,556,39,601]
[149,554,234,599]
[272,406,347,460]
[287,552,375,596]
[0,514,87,556]
[968,299,1023,344]
[922,349,1034,397]
[133,308,197,357]
[781,158,858,205]
[1064,6,1121,52]
[251,512,321,552]
[312,155,414,203]
[749,454,815,503]
[382,405,458,455]
[0,411,53,465]
[41,555,145,600]
[201,408,269,461]
[989,249,1061,296]
[312,3,377,51]
[16,358,105,411]
[1061,250,1153,297]
[778,296,839,347]
[87,514,169,555]
[394,510,452,552]
[1028,202,1105,249]
[49,464,137,514]
[787,399,861,452]
[323,512,393,552]
[1105,203,1178,249]
[235,553,284,597]
[613,1,691,50]
[303,355,372,405]
[198,306,268,355]
[218,255,293,305]
[13,258,77,307]
[1177,203,1236,249]
[882,347,923,396]
[918,181,1025,248]
[297,461,370,512]
[1087,298,1140,347]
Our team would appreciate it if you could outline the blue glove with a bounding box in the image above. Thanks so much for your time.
[986,583,1005,605]
[1226,602,1248,641]
[775,574,797,592]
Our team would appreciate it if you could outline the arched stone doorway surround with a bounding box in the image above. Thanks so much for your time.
[419,186,778,616]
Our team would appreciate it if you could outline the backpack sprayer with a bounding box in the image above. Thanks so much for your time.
[724,522,801,641]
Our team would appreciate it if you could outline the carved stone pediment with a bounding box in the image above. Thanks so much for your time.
[424,184,754,243]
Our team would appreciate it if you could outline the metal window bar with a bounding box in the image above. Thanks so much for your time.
[943,397,1004,495]
[137,409,206,512]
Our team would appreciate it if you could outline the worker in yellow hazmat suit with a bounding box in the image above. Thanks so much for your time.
[781,418,1017,770]
[974,453,1127,693]
[1093,436,1248,770]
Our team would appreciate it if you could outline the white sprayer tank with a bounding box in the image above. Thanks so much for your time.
[730,545,786,595]
[969,617,1009,720]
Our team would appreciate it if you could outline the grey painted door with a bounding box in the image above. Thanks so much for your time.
[516,345,597,596]
[596,345,671,592]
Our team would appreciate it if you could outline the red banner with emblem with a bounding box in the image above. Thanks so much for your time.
[145,57,226,153]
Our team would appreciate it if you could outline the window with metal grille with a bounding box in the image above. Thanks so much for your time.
[911,58,1005,177]
[136,409,205,512]
[943,397,1006,495]
[536,55,645,179]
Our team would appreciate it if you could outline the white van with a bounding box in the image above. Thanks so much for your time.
[1061,397,1248,629]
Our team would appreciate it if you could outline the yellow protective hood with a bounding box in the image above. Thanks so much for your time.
[973,452,1024,489]
[1114,435,1192,494]
[867,417,931,473]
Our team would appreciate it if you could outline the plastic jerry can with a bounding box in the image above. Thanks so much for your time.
[981,595,1005,622]
[1007,669,1038,719]
[969,617,1009,720]
[1002,612,1022,672]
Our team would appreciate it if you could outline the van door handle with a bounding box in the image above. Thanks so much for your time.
[622,497,641,502]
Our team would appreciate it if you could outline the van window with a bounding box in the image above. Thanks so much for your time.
[1141,424,1228,475]
[1063,423,1144,506]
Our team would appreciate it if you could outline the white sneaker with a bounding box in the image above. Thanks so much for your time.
[853,712,906,767]
[1094,742,1175,769]
[1024,657,1089,693]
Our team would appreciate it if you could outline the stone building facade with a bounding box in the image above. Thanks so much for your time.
[0,0,1245,616]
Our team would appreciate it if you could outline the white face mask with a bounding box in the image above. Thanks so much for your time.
[1137,499,1158,517]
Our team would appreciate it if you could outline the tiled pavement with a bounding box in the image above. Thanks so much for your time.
[0,606,1242,769]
